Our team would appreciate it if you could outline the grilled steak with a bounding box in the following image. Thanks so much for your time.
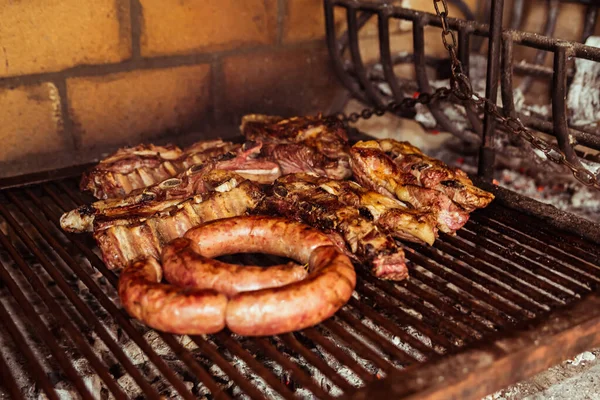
[241,114,352,179]
[350,141,471,233]
[81,139,239,199]
[94,178,264,270]
[375,139,495,211]
[258,173,408,281]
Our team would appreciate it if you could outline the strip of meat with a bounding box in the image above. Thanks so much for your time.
[118,257,228,335]
[258,174,408,280]
[119,217,355,336]
[375,139,494,211]
[241,114,352,179]
[95,180,264,270]
[162,237,307,296]
[350,142,470,233]
[81,139,239,199]
[313,177,438,245]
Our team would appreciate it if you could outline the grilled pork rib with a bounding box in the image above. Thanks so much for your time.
[94,178,264,270]
[241,114,352,180]
[63,146,280,233]
[258,174,408,281]
[81,139,239,199]
[350,141,471,233]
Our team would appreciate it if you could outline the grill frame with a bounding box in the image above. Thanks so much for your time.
[1,159,600,399]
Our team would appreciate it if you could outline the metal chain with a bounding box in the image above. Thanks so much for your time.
[331,0,600,190]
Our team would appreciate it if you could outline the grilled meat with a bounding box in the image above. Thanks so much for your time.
[258,174,408,281]
[81,139,239,199]
[241,114,352,179]
[94,179,264,270]
[350,141,470,233]
[63,145,280,233]
[314,177,438,245]
[375,139,494,211]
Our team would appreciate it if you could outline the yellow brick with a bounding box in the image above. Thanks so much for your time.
[67,65,212,149]
[140,0,277,56]
[283,0,345,42]
[0,83,67,161]
[0,0,131,78]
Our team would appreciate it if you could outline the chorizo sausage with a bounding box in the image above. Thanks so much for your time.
[162,237,308,296]
[118,257,227,335]
[119,216,356,336]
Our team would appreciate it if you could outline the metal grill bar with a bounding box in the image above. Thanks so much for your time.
[2,174,600,399]
[0,297,59,400]
[0,350,24,400]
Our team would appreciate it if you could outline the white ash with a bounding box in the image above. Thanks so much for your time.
[569,351,596,366]
[567,36,600,129]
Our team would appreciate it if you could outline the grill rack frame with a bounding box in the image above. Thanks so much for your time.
[324,0,600,181]
[0,159,600,399]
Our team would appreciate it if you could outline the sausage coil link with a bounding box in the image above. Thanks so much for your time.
[118,216,357,336]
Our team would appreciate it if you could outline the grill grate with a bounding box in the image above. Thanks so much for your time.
[1,176,600,399]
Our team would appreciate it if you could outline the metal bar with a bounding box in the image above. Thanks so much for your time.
[377,10,403,101]
[482,204,600,264]
[458,26,483,136]
[447,228,586,298]
[0,301,59,400]
[212,332,297,400]
[279,333,357,393]
[402,248,525,321]
[478,0,504,180]
[463,221,598,290]
[17,197,196,399]
[335,309,419,365]
[324,0,369,103]
[29,187,223,399]
[347,298,439,358]
[403,243,544,316]
[0,349,24,400]
[509,0,525,30]
[190,336,268,400]
[7,191,164,399]
[347,5,386,107]
[320,319,395,372]
[0,250,93,398]
[252,337,336,399]
[426,238,561,309]
[0,227,128,399]
[413,19,480,143]
[518,0,560,94]
[552,45,583,168]
[355,280,458,350]
[408,268,511,329]
[401,279,493,335]
[582,5,598,43]
[500,34,516,117]
[349,293,600,400]
[362,274,479,342]
[301,327,375,383]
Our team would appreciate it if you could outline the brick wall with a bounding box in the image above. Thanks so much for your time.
[0,0,345,178]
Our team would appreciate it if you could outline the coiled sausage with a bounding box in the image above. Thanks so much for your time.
[118,216,356,336]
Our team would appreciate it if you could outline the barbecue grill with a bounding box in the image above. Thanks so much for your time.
[2,1,600,399]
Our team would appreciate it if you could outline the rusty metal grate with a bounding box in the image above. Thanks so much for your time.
[1,172,600,399]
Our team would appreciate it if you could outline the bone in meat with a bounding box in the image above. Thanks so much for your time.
[94,179,264,270]
[258,174,408,281]
[241,114,352,180]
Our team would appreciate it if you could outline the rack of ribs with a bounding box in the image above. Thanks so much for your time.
[80,139,240,199]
